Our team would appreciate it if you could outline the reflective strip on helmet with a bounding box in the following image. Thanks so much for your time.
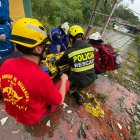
[71,64,94,72]
[68,47,94,58]
[26,24,47,35]
[11,35,37,44]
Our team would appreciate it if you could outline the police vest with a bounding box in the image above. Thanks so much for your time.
[68,47,94,72]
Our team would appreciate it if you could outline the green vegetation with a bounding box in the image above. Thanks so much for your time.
[134,35,140,78]
[134,35,140,47]
[130,121,139,136]
[97,92,108,102]
[30,0,140,29]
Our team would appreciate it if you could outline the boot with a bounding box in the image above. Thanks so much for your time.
[72,91,84,105]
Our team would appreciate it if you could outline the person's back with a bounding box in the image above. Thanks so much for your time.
[65,40,95,88]
[1,57,62,124]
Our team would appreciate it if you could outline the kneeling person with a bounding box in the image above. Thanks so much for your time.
[0,18,69,125]
[56,25,96,104]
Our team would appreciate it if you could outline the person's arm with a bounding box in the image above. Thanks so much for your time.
[55,51,70,66]
[41,73,69,106]
[0,24,11,42]
[58,73,68,103]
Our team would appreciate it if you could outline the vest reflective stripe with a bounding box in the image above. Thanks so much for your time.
[71,64,94,72]
[68,47,94,58]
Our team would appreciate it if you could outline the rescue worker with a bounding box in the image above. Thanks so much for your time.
[0,0,13,25]
[56,25,96,104]
[0,0,14,58]
[88,32,105,74]
[48,22,70,53]
[88,32,103,46]
[0,20,14,58]
[0,18,70,125]
[88,32,122,74]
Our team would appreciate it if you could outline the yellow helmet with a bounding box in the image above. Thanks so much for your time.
[69,25,84,37]
[11,18,50,48]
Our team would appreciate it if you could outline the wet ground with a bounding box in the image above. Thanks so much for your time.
[0,75,138,140]
[0,30,140,140]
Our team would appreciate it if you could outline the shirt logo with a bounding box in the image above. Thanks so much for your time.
[1,74,29,111]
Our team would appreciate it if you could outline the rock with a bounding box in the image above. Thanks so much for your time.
[46,120,51,127]
[117,123,122,130]
[67,110,72,114]
[127,126,131,130]
[136,112,140,118]
[136,105,140,112]
[86,124,92,130]
[133,115,139,123]
[62,103,68,109]
[0,117,8,125]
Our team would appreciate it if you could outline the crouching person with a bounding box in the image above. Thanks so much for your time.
[0,18,70,125]
[55,25,96,105]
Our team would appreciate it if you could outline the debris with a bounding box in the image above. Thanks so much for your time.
[48,130,54,137]
[133,115,139,123]
[125,108,134,116]
[136,105,140,112]
[108,121,115,131]
[62,103,68,108]
[119,133,123,137]
[78,123,86,139]
[67,110,72,114]
[113,70,118,74]
[136,112,140,117]
[117,123,122,130]
[127,126,131,130]
[0,117,8,125]
[12,129,20,134]
[104,74,108,77]
[100,115,104,118]
[86,124,92,130]
[46,120,51,127]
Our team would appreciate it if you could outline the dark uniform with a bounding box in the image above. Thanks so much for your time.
[56,40,96,89]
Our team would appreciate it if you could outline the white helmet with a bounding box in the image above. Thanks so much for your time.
[88,32,102,40]
[61,22,70,35]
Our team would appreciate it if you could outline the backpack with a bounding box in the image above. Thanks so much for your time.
[93,44,122,74]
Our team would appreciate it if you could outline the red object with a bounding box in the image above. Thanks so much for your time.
[0,57,65,125]
[93,44,121,74]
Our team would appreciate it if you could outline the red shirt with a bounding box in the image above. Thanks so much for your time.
[0,57,62,125]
